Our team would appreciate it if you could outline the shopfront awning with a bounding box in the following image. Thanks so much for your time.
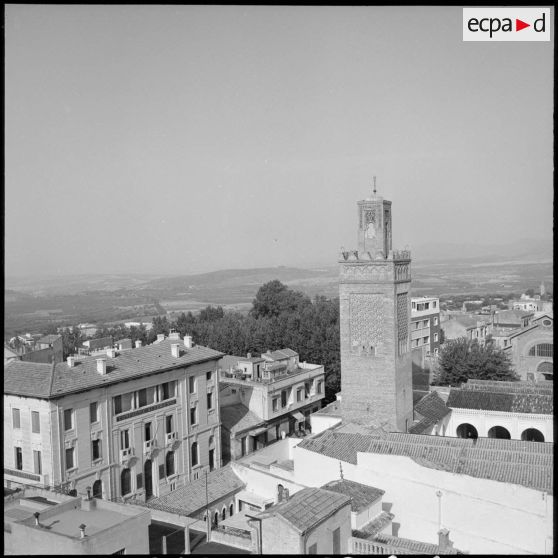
[249,426,268,437]
[291,411,305,422]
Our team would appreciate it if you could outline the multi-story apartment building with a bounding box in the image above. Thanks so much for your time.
[4,333,223,502]
[219,349,326,462]
[410,297,441,388]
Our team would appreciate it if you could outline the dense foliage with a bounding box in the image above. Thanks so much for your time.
[432,337,518,386]
[78,281,341,403]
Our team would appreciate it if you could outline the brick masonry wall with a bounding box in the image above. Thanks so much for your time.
[339,261,413,431]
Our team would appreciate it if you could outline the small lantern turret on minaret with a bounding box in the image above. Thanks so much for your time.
[357,177,392,258]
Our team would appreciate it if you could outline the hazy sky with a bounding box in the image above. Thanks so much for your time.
[5,5,554,277]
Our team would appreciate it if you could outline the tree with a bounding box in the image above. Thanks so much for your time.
[433,337,518,387]
[250,280,311,318]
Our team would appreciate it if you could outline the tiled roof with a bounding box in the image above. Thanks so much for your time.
[373,533,461,555]
[263,348,298,361]
[462,379,553,395]
[321,479,384,512]
[4,339,223,399]
[262,487,350,534]
[353,511,394,538]
[313,400,342,416]
[447,388,553,414]
[414,392,451,422]
[220,404,265,434]
[408,417,436,434]
[298,428,553,493]
[83,336,113,350]
[145,465,245,516]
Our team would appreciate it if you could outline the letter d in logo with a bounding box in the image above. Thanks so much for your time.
[534,13,546,32]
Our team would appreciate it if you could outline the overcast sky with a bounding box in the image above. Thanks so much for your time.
[5,5,553,277]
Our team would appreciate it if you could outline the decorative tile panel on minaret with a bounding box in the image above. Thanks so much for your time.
[339,184,413,431]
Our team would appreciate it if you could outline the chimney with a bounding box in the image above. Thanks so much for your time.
[169,330,180,340]
[277,485,284,503]
[79,524,87,538]
[67,356,75,368]
[184,335,193,349]
[157,333,165,342]
[34,512,40,526]
[135,339,142,348]
[106,348,116,358]
[171,343,180,358]
[247,352,252,359]
[96,358,107,375]
[438,528,453,552]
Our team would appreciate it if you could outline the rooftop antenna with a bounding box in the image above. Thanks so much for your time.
[373,176,377,196]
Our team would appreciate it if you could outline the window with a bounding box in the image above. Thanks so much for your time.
[121,429,130,450]
[190,405,197,425]
[188,376,196,394]
[425,303,430,310]
[241,436,247,457]
[113,393,133,415]
[423,319,429,327]
[31,411,40,433]
[90,402,98,424]
[137,388,148,407]
[281,390,287,408]
[207,392,213,410]
[161,381,176,400]
[433,301,437,308]
[209,448,215,471]
[165,451,175,476]
[145,422,152,441]
[65,447,75,470]
[165,415,174,434]
[296,389,302,402]
[121,468,131,496]
[272,398,278,412]
[423,336,430,344]
[434,317,439,325]
[304,382,311,398]
[92,439,101,461]
[529,343,553,357]
[159,464,165,479]
[317,381,323,394]
[15,447,23,470]
[191,442,199,467]
[434,348,439,356]
[434,333,438,342]
[414,321,420,330]
[12,408,21,429]
[64,409,73,431]
[206,370,212,381]
[33,450,42,475]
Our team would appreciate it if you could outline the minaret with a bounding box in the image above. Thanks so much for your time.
[338,182,413,431]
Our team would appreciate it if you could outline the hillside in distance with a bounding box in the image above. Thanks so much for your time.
[4,240,553,335]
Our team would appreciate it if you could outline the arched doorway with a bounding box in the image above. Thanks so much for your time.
[92,479,102,499]
[521,428,545,442]
[456,423,478,439]
[144,459,153,499]
[488,426,511,439]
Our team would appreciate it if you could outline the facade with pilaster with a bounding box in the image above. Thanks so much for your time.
[4,334,222,502]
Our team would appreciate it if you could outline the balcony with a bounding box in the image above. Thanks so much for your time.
[165,431,178,446]
[143,439,157,455]
[119,448,136,467]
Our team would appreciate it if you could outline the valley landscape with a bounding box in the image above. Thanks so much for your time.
[4,240,553,337]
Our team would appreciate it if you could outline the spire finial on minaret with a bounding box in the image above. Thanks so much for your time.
[373,176,377,195]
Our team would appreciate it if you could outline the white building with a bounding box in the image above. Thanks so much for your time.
[4,334,223,502]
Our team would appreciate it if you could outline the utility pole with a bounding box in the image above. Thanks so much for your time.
[205,470,211,543]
